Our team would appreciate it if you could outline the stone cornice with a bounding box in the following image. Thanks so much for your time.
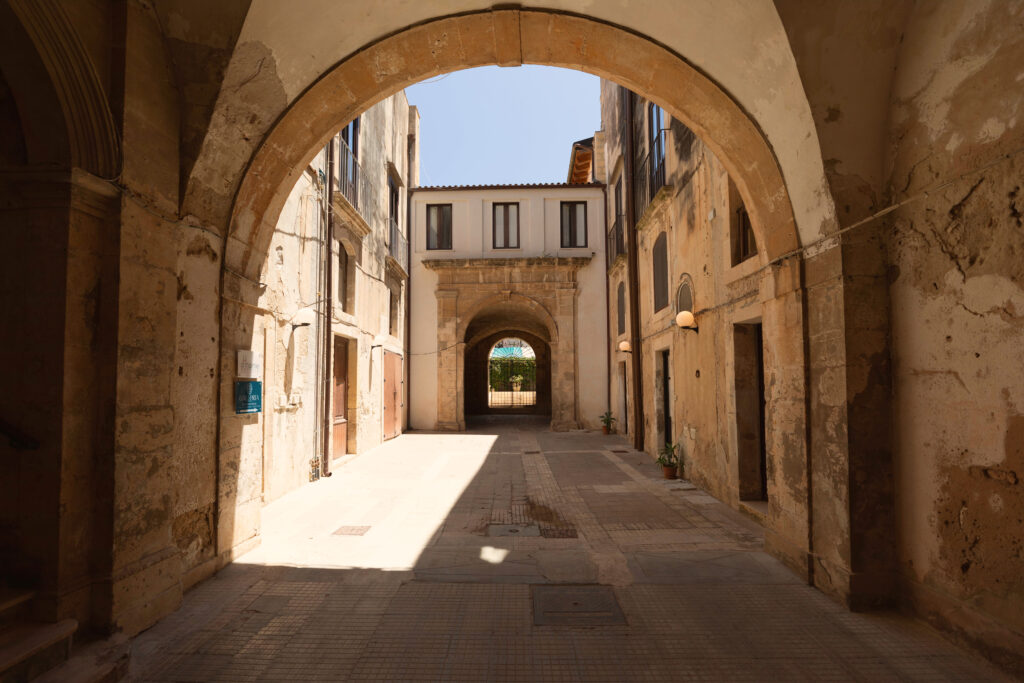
[421,256,592,271]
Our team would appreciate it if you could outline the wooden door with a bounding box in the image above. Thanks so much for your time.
[333,337,348,459]
[382,350,403,441]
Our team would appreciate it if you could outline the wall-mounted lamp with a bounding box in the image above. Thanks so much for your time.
[289,307,316,330]
[675,310,699,333]
[618,340,632,353]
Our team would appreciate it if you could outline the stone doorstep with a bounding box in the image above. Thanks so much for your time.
[35,635,130,683]
[0,589,33,627]
[0,618,76,680]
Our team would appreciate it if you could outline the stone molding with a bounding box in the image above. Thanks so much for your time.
[421,256,592,271]
[8,0,120,178]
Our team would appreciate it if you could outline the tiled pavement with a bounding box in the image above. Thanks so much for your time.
[130,416,1007,681]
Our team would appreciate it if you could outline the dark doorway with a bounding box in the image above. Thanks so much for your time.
[464,331,551,418]
[618,361,628,434]
[333,337,350,458]
[734,323,767,501]
[659,349,672,447]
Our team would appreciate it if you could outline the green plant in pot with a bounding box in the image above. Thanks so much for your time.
[599,411,616,434]
[657,442,679,479]
[510,374,523,391]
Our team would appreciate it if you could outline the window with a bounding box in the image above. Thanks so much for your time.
[733,204,757,264]
[336,240,347,311]
[340,117,359,159]
[653,232,668,312]
[426,204,452,250]
[728,179,758,266]
[617,282,626,335]
[649,103,665,163]
[388,286,400,337]
[388,175,400,242]
[560,201,587,248]
[492,203,519,249]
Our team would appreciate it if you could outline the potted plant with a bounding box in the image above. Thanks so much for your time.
[599,411,617,434]
[656,442,679,479]
[510,375,523,391]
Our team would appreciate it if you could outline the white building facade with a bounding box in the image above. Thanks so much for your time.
[408,184,608,431]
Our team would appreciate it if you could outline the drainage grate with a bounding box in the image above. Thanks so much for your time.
[540,526,578,539]
[333,526,371,536]
[524,450,540,454]
[610,449,629,453]
[487,523,540,537]
[532,585,626,626]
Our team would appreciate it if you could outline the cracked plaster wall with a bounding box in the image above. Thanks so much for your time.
[886,1,1024,671]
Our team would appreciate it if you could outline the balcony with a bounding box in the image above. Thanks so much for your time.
[332,135,374,238]
[633,130,669,224]
[606,213,627,268]
[386,217,408,277]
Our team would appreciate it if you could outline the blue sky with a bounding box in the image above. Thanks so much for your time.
[405,65,601,187]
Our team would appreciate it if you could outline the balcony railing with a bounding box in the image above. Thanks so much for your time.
[336,135,373,223]
[633,130,668,223]
[388,217,408,274]
[606,213,627,267]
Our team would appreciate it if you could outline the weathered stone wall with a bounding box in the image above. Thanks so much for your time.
[254,91,412,503]
[883,3,1024,669]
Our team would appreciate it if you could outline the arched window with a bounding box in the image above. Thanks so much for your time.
[653,232,668,312]
[617,282,626,335]
[676,278,693,314]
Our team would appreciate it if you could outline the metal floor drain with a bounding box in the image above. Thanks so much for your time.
[524,449,540,454]
[333,525,371,536]
[611,449,629,453]
[540,526,578,539]
[532,585,626,626]
[488,523,540,537]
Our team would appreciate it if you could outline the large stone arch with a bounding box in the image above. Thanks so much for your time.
[220,9,808,281]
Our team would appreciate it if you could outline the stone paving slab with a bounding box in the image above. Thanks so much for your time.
[130,418,1008,682]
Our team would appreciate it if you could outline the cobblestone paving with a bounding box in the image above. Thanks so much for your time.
[130,416,1007,681]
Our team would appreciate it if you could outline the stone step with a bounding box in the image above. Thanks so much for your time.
[34,636,130,683]
[0,619,76,683]
[0,589,34,628]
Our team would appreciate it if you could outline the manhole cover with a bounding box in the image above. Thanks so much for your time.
[532,585,626,626]
[333,525,371,536]
[488,524,540,537]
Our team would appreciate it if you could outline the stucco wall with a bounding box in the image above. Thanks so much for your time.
[255,91,412,505]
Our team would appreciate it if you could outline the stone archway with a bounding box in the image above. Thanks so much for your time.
[223,9,804,282]
[464,331,552,419]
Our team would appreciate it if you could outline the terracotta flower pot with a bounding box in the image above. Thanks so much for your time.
[602,425,610,434]
[662,465,677,479]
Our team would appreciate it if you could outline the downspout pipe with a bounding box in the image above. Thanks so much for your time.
[601,183,611,415]
[624,90,645,452]
[322,136,335,476]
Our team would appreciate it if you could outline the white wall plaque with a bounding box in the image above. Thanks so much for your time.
[237,350,263,380]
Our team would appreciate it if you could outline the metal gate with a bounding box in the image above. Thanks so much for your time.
[487,358,537,408]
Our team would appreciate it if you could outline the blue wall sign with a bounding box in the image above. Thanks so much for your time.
[235,380,262,414]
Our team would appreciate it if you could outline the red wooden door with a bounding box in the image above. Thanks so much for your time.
[333,337,348,459]
[383,350,403,440]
